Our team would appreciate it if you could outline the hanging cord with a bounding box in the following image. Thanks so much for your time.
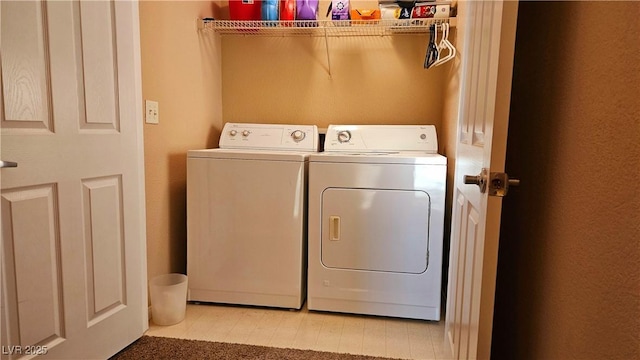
[424,24,439,69]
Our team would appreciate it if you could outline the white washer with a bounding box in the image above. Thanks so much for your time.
[307,125,446,320]
[187,123,318,309]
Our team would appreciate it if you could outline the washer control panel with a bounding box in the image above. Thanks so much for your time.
[325,125,438,153]
[220,123,319,151]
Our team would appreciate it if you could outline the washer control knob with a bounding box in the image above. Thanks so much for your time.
[229,130,238,137]
[337,130,351,143]
[242,130,250,137]
[291,130,305,142]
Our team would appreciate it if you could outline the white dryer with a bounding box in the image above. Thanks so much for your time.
[307,125,446,320]
[187,123,318,309]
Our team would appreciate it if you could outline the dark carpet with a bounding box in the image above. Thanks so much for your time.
[110,336,402,360]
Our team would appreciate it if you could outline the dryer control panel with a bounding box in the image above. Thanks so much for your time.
[219,123,319,151]
[325,125,438,153]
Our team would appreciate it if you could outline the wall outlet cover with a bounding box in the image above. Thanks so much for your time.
[145,100,159,124]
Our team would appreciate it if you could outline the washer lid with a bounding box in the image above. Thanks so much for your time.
[188,148,312,161]
[309,152,446,165]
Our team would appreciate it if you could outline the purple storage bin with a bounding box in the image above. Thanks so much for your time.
[296,0,318,20]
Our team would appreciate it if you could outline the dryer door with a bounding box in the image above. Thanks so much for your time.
[321,188,430,274]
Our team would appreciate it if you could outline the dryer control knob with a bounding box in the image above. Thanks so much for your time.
[242,130,250,137]
[337,130,351,143]
[291,130,305,142]
[229,130,238,137]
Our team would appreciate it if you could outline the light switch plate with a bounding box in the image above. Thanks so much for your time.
[145,100,159,124]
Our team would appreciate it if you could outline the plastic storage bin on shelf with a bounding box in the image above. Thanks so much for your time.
[229,0,262,20]
[149,273,188,326]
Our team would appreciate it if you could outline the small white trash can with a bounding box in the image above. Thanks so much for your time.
[149,273,188,326]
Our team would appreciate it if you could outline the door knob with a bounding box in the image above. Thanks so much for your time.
[464,168,519,197]
[488,172,519,197]
[464,168,488,193]
[0,161,18,168]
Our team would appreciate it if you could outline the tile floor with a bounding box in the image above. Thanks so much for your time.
[146,302,450,360]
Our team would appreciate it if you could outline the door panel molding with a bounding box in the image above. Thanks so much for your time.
[82,175,126,326]
[0,0,54,133]
[1,184,65,350]
[78,1,120,132]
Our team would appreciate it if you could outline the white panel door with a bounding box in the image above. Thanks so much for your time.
[1,1,147,359]
[445,1,518,359]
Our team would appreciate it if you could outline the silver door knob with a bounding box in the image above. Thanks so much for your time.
[463,175,483,185]
[464,168,519,197]
[464,169,488,193]
[0,161,18,168]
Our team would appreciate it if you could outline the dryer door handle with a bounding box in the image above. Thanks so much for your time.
[329,216,341,241]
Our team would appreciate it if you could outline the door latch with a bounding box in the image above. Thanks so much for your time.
[464,168,520,197]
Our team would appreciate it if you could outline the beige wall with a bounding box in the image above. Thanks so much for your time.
[140,1,223,281]
[492,2,640,359]
[220,35,449,134]
[216,3,450,137]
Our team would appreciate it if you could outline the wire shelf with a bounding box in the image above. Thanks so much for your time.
[200,18,456,37]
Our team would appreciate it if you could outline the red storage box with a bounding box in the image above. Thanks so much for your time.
[229,0,262,20]
[280,0,296,21]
